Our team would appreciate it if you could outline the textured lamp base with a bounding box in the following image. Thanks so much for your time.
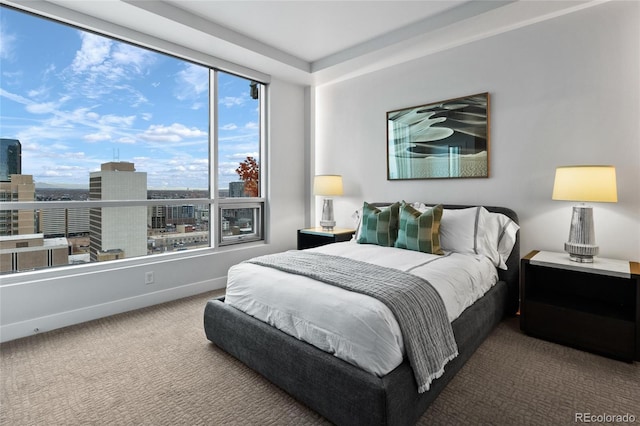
[565,205,598,263]
[320,222,336,231]
[320,198,336,231]
[565,243,599,263]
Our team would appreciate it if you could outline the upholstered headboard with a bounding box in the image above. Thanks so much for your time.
[370,203,520,316]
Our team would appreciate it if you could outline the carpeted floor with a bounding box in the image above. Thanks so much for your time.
[1,291,638,425]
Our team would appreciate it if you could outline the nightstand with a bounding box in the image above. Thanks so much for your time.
[297,228,355,250]
[520,250,639,362]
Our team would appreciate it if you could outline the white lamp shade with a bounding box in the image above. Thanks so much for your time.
[552,165,617,203]
[313,175,343,196]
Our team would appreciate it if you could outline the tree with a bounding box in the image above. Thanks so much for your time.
[235,156,259,197]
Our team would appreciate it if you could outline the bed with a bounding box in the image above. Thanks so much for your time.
[204,203,520,425]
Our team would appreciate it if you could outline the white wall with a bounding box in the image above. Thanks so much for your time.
[0,77,307,342]
[314,1,639,262]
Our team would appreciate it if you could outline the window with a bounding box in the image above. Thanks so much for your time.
[0,6,266,274]
[218,203,263,245]
[216,72,264,246]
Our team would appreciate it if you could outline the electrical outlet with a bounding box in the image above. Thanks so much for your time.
[145,271,155,285]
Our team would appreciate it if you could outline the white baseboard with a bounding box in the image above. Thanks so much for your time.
[0,277,226,343]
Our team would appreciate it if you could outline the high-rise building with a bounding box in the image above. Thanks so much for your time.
[0,174,36,235]
[0,139,21,182]
[0,139,31,236]
[228,181,246,197]
[149,205,167,230]
[89,162,147,262]
[39,208,90,237]
[167,204,196,225]
[0,174,68,273]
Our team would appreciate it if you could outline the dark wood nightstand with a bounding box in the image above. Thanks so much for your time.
[297,228,355,250]
[520,250,640,362]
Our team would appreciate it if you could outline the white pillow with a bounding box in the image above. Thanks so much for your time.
[438,207,480,255]
[477,207,519,270]
[414,203,519,270]
[351,208,362,240]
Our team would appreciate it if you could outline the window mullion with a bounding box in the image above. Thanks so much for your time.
[210,69,218,248]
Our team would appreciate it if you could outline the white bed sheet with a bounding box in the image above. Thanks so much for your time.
[224,241,498,377]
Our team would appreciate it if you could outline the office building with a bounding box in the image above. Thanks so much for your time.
[39,208,90,237]
[0,175,68,272]
[89,162,147,262]
[0,174,35,236]
[0,139,21,182]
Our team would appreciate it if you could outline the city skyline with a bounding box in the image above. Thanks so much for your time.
[0,6,260,191]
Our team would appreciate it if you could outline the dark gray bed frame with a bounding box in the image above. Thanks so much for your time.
[204,205,519,426]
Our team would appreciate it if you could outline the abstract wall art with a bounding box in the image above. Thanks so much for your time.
[387,93,490,180]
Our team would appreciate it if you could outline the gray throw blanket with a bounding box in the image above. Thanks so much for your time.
[245,250,458,393]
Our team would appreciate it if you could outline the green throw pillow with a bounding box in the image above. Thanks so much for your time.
[357,202,400,247]
[394,203,444,255]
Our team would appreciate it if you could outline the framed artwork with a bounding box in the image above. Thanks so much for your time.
[387,92,490,180]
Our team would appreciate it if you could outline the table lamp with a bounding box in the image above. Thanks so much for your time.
[552,165,617,263]
[313,175,343,231]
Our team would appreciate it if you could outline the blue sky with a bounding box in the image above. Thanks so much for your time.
[0,6,260,191]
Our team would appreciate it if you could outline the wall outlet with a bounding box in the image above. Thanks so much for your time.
[144,271,155,285]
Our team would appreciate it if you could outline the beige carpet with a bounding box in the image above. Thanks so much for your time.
[1,291,638,425]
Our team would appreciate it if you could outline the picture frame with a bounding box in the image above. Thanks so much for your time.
[387,92,490,180]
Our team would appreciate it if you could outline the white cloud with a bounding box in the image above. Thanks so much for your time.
[192,158,208,166]
[47,106,97,127]
[140,123,207,142]
[2,87,67,117]
[43,63,56,78]
[66,151,88,160]
[220,123,238,131]
[27,87,49,98]
[0,87,28,104]
[218,161,242,178]
[117,136,137,144]
[175,63,208,101]
[63,31,153,105]
[38,164,86,178]
[17,128,71,150]
[220,96,244,108]
[40,169,74,178]
[228,152,259,160]
[218,133,257,144]
[127,89,149,108]
[1,70,22,86]
[111,43,152,73]
[25,101,59,114]
[139,155,211,189]
[145,133,180,143]
[0,25,16,60]
[84,132,111,142]
[99,114,135,127]
[71,32,112,73]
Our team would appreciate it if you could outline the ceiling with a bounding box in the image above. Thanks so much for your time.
[8,0,599,85]
[162,0,472,63]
